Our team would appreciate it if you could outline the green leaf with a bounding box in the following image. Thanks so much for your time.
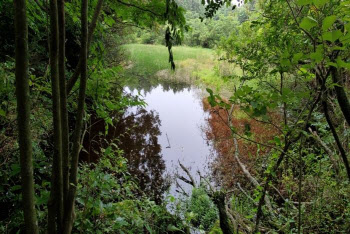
[280,58,291,67]
[11,185,21,192]
[167,224,184,233]
[345,23,350,32]
[206,88,213,95]
[310,51,323,62]
[0,109,5,117]
[274,136,281,146]
[332,46,346,51]
[300,17,318,31]
[293,52,303,62]
[326,62,338,68]
[10,163,20,176]
[340,32,350,43]
[322,30,342,42]
[10,185,21,192]
[314,0,328,7]
[336,58,350,70]
[322,15,337,31]
[296,0,313,6]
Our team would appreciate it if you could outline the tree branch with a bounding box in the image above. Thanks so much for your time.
[116,0,162,17]
[66,0,104,94]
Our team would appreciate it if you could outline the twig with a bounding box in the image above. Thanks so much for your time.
[175,180,188,196]
[236,183,257,205]
[178,161,196,187]
[308,127,339,174]
[166,133,171,148]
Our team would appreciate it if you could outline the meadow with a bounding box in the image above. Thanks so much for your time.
[123,44,243,96]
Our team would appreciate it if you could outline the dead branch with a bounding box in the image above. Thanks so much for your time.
[175,180,189,197]
[178,160,196,187]
[237,182,257,206]
[232,135,273,213]
[227,104,273,214]
[178,176,195,187]
[309,127,339,174]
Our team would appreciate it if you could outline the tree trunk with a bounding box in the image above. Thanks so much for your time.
[63,0,88,232]
[58,0,69,206]
[331,66,350,127]
[212,191,235,234]
[48,0,63,232]
[322,100,350,181]
[66,0,104,94]
[14,0,39,232]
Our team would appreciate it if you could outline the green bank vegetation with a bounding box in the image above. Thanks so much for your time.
[2,0,350,233]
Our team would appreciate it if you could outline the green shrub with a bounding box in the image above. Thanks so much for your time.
[186,187,218,231]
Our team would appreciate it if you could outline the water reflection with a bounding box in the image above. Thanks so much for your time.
[127,84,213,196]
[124,75,192,95]
[82,72,213,200]
[81,107,169,203]
[114,108,169,203]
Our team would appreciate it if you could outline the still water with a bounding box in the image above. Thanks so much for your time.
[81,79,214,201]
[126,82,213,197]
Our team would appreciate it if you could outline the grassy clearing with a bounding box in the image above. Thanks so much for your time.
[123,44,246,97]
[123,44,213,76]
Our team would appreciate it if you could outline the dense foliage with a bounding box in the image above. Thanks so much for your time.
[2,0,350,233]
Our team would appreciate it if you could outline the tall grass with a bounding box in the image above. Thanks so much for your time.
[123,44,248,97]
[123,44,214,76]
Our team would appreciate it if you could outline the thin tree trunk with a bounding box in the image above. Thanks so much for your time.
[58,0,69,206]
[14,0,39,232]
[322,100,350,181]
[331,66,350,127]
[48,0,63,232]
[63,0,88,232]
[212,191,235,234]
[66,0,104,94]
[298,140,303,234]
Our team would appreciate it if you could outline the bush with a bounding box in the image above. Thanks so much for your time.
[186,187,218,231]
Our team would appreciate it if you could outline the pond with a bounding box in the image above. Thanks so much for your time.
[126,82,214,196]
[81,77,215,202]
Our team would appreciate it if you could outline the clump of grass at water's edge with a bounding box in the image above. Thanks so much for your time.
[122,44,245,97]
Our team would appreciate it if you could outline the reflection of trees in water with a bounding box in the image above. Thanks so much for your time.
[114,108,169,204]
[125,74,191,95]
[81,107,168,204]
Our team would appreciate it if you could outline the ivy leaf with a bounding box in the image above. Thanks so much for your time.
[300,17,318,31]
[322,15,337,31]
